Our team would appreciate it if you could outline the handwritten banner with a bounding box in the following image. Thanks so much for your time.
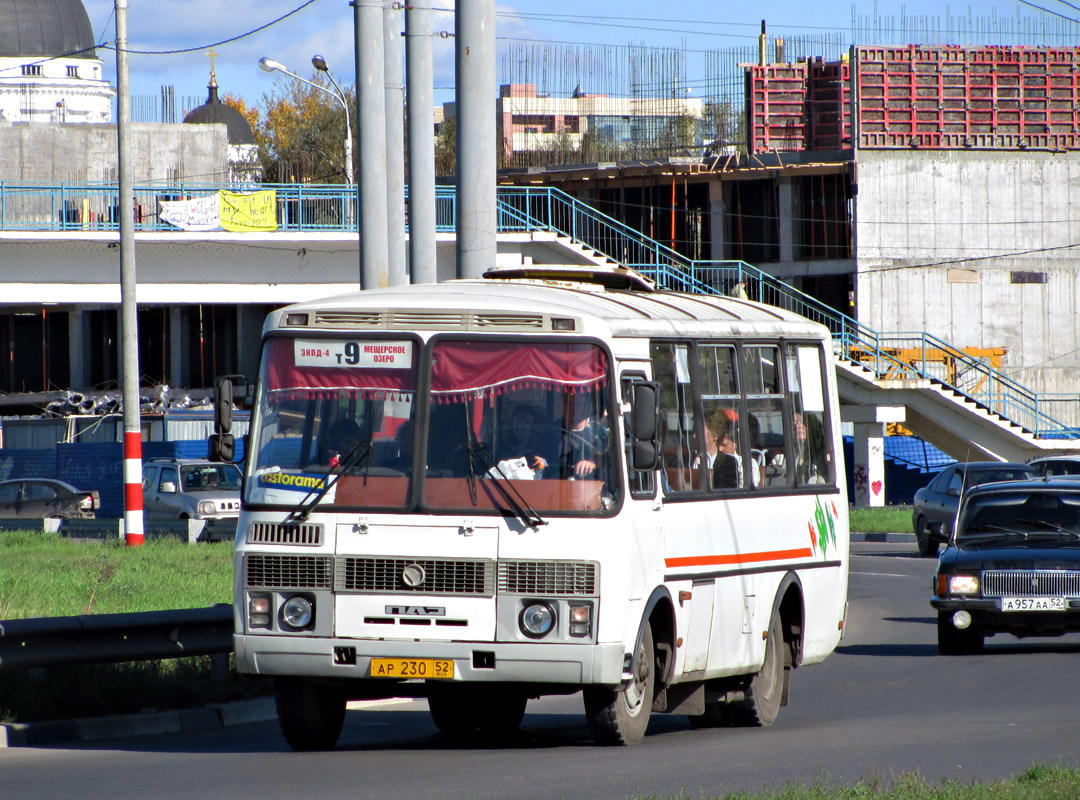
[158,190,279,232]
[219,190,278,232]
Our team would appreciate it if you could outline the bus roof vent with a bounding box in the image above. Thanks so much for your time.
[474,313,545,329]
[313,311,383,327]
[391,310,467,329]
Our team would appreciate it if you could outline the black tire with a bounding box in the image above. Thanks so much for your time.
[728,613,786,727]
[275,677,346,751]
[583,622,655,745]
[427,685,480,736]
[937,611,984,655]
[915,516,940,557]
[476,692,528,735]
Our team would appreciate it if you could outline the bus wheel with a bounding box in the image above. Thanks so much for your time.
[583,622,655,745]
[477,691,528,735]
[729,613,785,727]
[275,677,346,751]
[427,685,480,736]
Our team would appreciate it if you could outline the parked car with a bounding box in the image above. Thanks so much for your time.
[912,461,1038,557]
[1027,455,1080,478]
[931,479,1080,654]
[141,458,242,520]
[0,478,99,520]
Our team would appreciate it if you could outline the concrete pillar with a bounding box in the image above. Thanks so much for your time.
[67,309,90,390]
[842,405,906,508]
[708,180,726,260]
[778,177,794,263]
[169,307,185,388]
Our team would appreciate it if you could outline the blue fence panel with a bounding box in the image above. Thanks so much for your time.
[0,449,59,481]
[57,443,123,517]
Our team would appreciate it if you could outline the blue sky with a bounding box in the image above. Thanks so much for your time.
[79,1,1073,115]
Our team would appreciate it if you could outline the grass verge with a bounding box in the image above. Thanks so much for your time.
[849,506,912,534]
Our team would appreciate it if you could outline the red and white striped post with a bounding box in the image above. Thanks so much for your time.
[123,429,144,546]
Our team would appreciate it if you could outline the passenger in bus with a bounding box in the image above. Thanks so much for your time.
[324,418,364,468]
[561,394,609,480]
[704,408,760,489]
[497,406,557,477]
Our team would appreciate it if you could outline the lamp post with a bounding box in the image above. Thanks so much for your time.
[258,56,354,184]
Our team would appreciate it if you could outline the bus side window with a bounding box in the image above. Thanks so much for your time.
[785,344,834,486]
[741,345,793,489]
[650,341,703,494]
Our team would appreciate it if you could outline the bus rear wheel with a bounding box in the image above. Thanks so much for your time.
[728,613,786,727]
[583,622,655,745]
[275,677,346,751]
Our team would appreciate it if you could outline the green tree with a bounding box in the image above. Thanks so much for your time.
[230,74,356,184]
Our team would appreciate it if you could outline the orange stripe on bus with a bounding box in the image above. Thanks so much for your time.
[665,548,814,568]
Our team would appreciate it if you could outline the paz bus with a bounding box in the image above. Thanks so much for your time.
[216,265,849,748]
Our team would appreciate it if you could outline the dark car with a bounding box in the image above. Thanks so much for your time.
[931,479,1080,655]
[0,478,99,520]
[1027,455,1080,478]
[911,461,1037,557]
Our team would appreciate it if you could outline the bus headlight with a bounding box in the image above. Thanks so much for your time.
[281,595,314,630]
[519,602,556,638]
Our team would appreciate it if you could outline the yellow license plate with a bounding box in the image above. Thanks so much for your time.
[370,658,455,679]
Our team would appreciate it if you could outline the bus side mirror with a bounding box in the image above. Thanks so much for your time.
[214,376,234,435]
[209,433,236,463]
[630,382,661,472]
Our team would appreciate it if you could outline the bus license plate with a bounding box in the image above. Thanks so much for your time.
[1001,597,1065,612]
[370,658,455,678]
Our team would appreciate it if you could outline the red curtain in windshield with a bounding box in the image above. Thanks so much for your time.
[430,341,607,403]
[263,337,416,400]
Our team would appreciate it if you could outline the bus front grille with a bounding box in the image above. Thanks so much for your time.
[498,560,599,596]
[245,554,333,589]
[337,557,495,596]
[247,522,323,546]
[982,569,1080,598]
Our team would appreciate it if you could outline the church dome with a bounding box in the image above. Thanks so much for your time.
[183,84,257,145]
[0,0,98,59]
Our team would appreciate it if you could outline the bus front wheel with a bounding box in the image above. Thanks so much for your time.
[275,677,346,751]
[583,622,655,745]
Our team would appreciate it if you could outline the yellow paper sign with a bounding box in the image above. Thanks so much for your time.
[218,190,278,232]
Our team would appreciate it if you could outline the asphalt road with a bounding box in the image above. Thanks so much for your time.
[5,541,1080,800]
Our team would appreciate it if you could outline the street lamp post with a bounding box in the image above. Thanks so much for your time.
[258,56,354,184]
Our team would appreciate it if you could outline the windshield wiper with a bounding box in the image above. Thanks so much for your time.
[287,440,372,522]
[1014,519,1080,539]
[460,406,546,528]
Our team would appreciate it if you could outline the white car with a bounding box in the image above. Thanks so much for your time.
[142,458,242,520]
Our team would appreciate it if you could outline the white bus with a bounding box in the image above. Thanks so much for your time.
[219,266,849,749]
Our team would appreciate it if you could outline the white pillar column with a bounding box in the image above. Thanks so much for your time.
[841,405,906,508]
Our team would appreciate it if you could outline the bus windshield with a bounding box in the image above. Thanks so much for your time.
[246,336,617,515]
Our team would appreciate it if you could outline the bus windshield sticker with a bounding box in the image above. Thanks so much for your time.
[294,339,413,369]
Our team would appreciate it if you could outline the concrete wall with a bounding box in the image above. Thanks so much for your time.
[0,123,230,183]
[854,148,1080,396]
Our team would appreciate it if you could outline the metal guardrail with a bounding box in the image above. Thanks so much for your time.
[1,180,1075,436]
[0,605,234,672]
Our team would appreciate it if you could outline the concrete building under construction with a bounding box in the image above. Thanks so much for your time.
[502,43,1080,406]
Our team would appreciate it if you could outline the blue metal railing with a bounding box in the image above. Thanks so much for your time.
[1,180,1075,437]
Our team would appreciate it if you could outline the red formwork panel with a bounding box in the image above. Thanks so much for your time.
[808,59,851,149]
[854,45,1080,150]
[747,63,810,153]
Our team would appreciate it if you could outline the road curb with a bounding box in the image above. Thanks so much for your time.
[0,696,278,748]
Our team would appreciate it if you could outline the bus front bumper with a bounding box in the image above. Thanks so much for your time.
[235,634,626,686]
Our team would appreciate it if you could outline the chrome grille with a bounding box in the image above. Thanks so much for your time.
[337,557,495,596]
[982,569,1080,598]
[245,554,333,589]
[498,560,599,596]
[248,522,323,546]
